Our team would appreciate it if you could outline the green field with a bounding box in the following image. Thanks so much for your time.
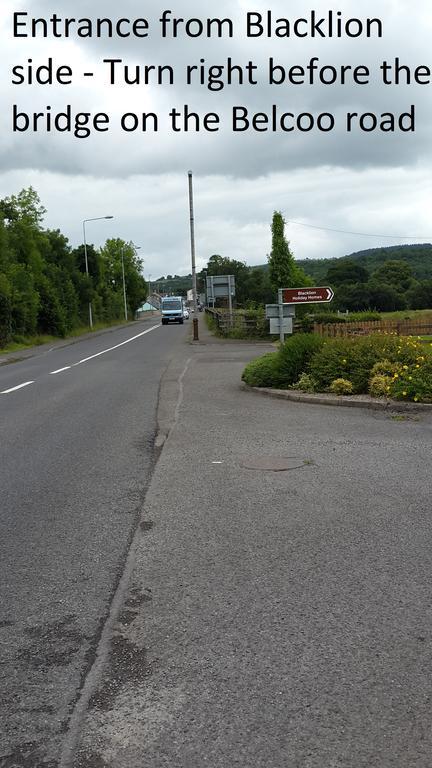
[379,309,432,321]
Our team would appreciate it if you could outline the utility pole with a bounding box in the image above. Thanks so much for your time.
[188,171,199,340]
[121,246,128,322]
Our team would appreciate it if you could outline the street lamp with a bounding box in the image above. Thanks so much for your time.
[121,244,141,322]
[82,216,114,329]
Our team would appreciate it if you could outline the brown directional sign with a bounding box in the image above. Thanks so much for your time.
[282,286,334,304]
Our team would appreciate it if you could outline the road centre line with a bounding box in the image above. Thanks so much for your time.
[50,367,71,375]
[1,381,34,394]
[72,324,161,366]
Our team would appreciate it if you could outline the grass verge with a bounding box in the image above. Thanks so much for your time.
[0,319,130,356]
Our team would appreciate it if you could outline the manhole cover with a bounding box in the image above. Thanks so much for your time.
[240,457,308,472]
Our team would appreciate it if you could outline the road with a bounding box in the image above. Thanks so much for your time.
[70,329,432,768]
[0,319,187,767]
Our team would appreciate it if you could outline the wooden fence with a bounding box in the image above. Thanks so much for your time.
[313,319,432,338]
[206,308,263,334]
[207,310,432,340]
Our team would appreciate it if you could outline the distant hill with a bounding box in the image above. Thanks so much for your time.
[152,274,192,294]
[295,244,432,283]
[160,244,432,293]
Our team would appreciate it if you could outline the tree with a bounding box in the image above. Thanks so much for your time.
[243,267,274,306]
[99,239,147,315]
[8,264,39,335]
[334,283,371,312]
[0,187,46,226]
[35,273,67,336]
[72,243,101,285]
[367,283,407,312]
[206,254,250,303]
[371,260,415,292]
[326,259,369,286]
[0,273,12,346]
[268,212,297,292]
[407,279,432,310]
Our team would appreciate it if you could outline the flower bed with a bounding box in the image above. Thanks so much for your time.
[242,333,432,403]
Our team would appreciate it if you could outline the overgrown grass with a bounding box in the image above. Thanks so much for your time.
[206,309,270,339]
[0,334,57,354]
[0,318,130,355]
[205,312,219,334]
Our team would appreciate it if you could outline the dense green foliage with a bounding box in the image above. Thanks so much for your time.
[242,334,324,388]
[277,333,325,384]
[390,355,432,402]
[307,335,407,393]
[152,232,432,318]
[243,331,432,402]
[242,352,284,387]
[324,259,431,313]
[268,212,310,293]
[0,188,147,347]
[256,244,432,312]
[296,244,432,283]
[268,211,296,291]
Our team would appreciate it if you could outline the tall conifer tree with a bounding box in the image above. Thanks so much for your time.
[268,211,296,292]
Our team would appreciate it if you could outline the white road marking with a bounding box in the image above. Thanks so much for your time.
[1,381,34,394]
[0,325,161,395]
[72,325,161,366]
[50,367,71,375]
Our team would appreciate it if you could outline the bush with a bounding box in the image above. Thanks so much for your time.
[369,374,392,397]
[278,333,325,386]
[346,311,382,322]
[0,275,12,347]
[242,332,432,399]
[291,373,317,392]
[308,334,424,394]
[388,355,432,402]
[242,352,284,388]
[370,359,403,378]
[329,378,354,395]
[310,312,346,325]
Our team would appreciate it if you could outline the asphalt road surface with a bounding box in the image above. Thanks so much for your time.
[69,335,432,768]
[0,319,187,766]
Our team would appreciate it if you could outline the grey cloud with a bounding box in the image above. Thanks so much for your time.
[3,0,430,178]
[1,0,431,279]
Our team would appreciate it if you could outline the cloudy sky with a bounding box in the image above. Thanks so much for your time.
[1,0,431,280]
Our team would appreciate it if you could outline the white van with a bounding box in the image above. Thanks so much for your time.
[161,296,184,325]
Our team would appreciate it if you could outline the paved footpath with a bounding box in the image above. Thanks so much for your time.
[67,319,432,768]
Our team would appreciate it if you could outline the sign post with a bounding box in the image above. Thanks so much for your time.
[267,286,334,343]
[266,299,296,342]
[282,287,334,305]
[278,289,284,344]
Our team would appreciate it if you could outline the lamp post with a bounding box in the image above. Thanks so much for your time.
[121,246,128,322]
[121,244,141,322]
[82,216,113,329]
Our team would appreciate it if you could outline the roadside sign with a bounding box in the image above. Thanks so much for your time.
[270,317,293,335]
[282,287,334,304]
[206,275,236,298]
[265,304,296,319]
